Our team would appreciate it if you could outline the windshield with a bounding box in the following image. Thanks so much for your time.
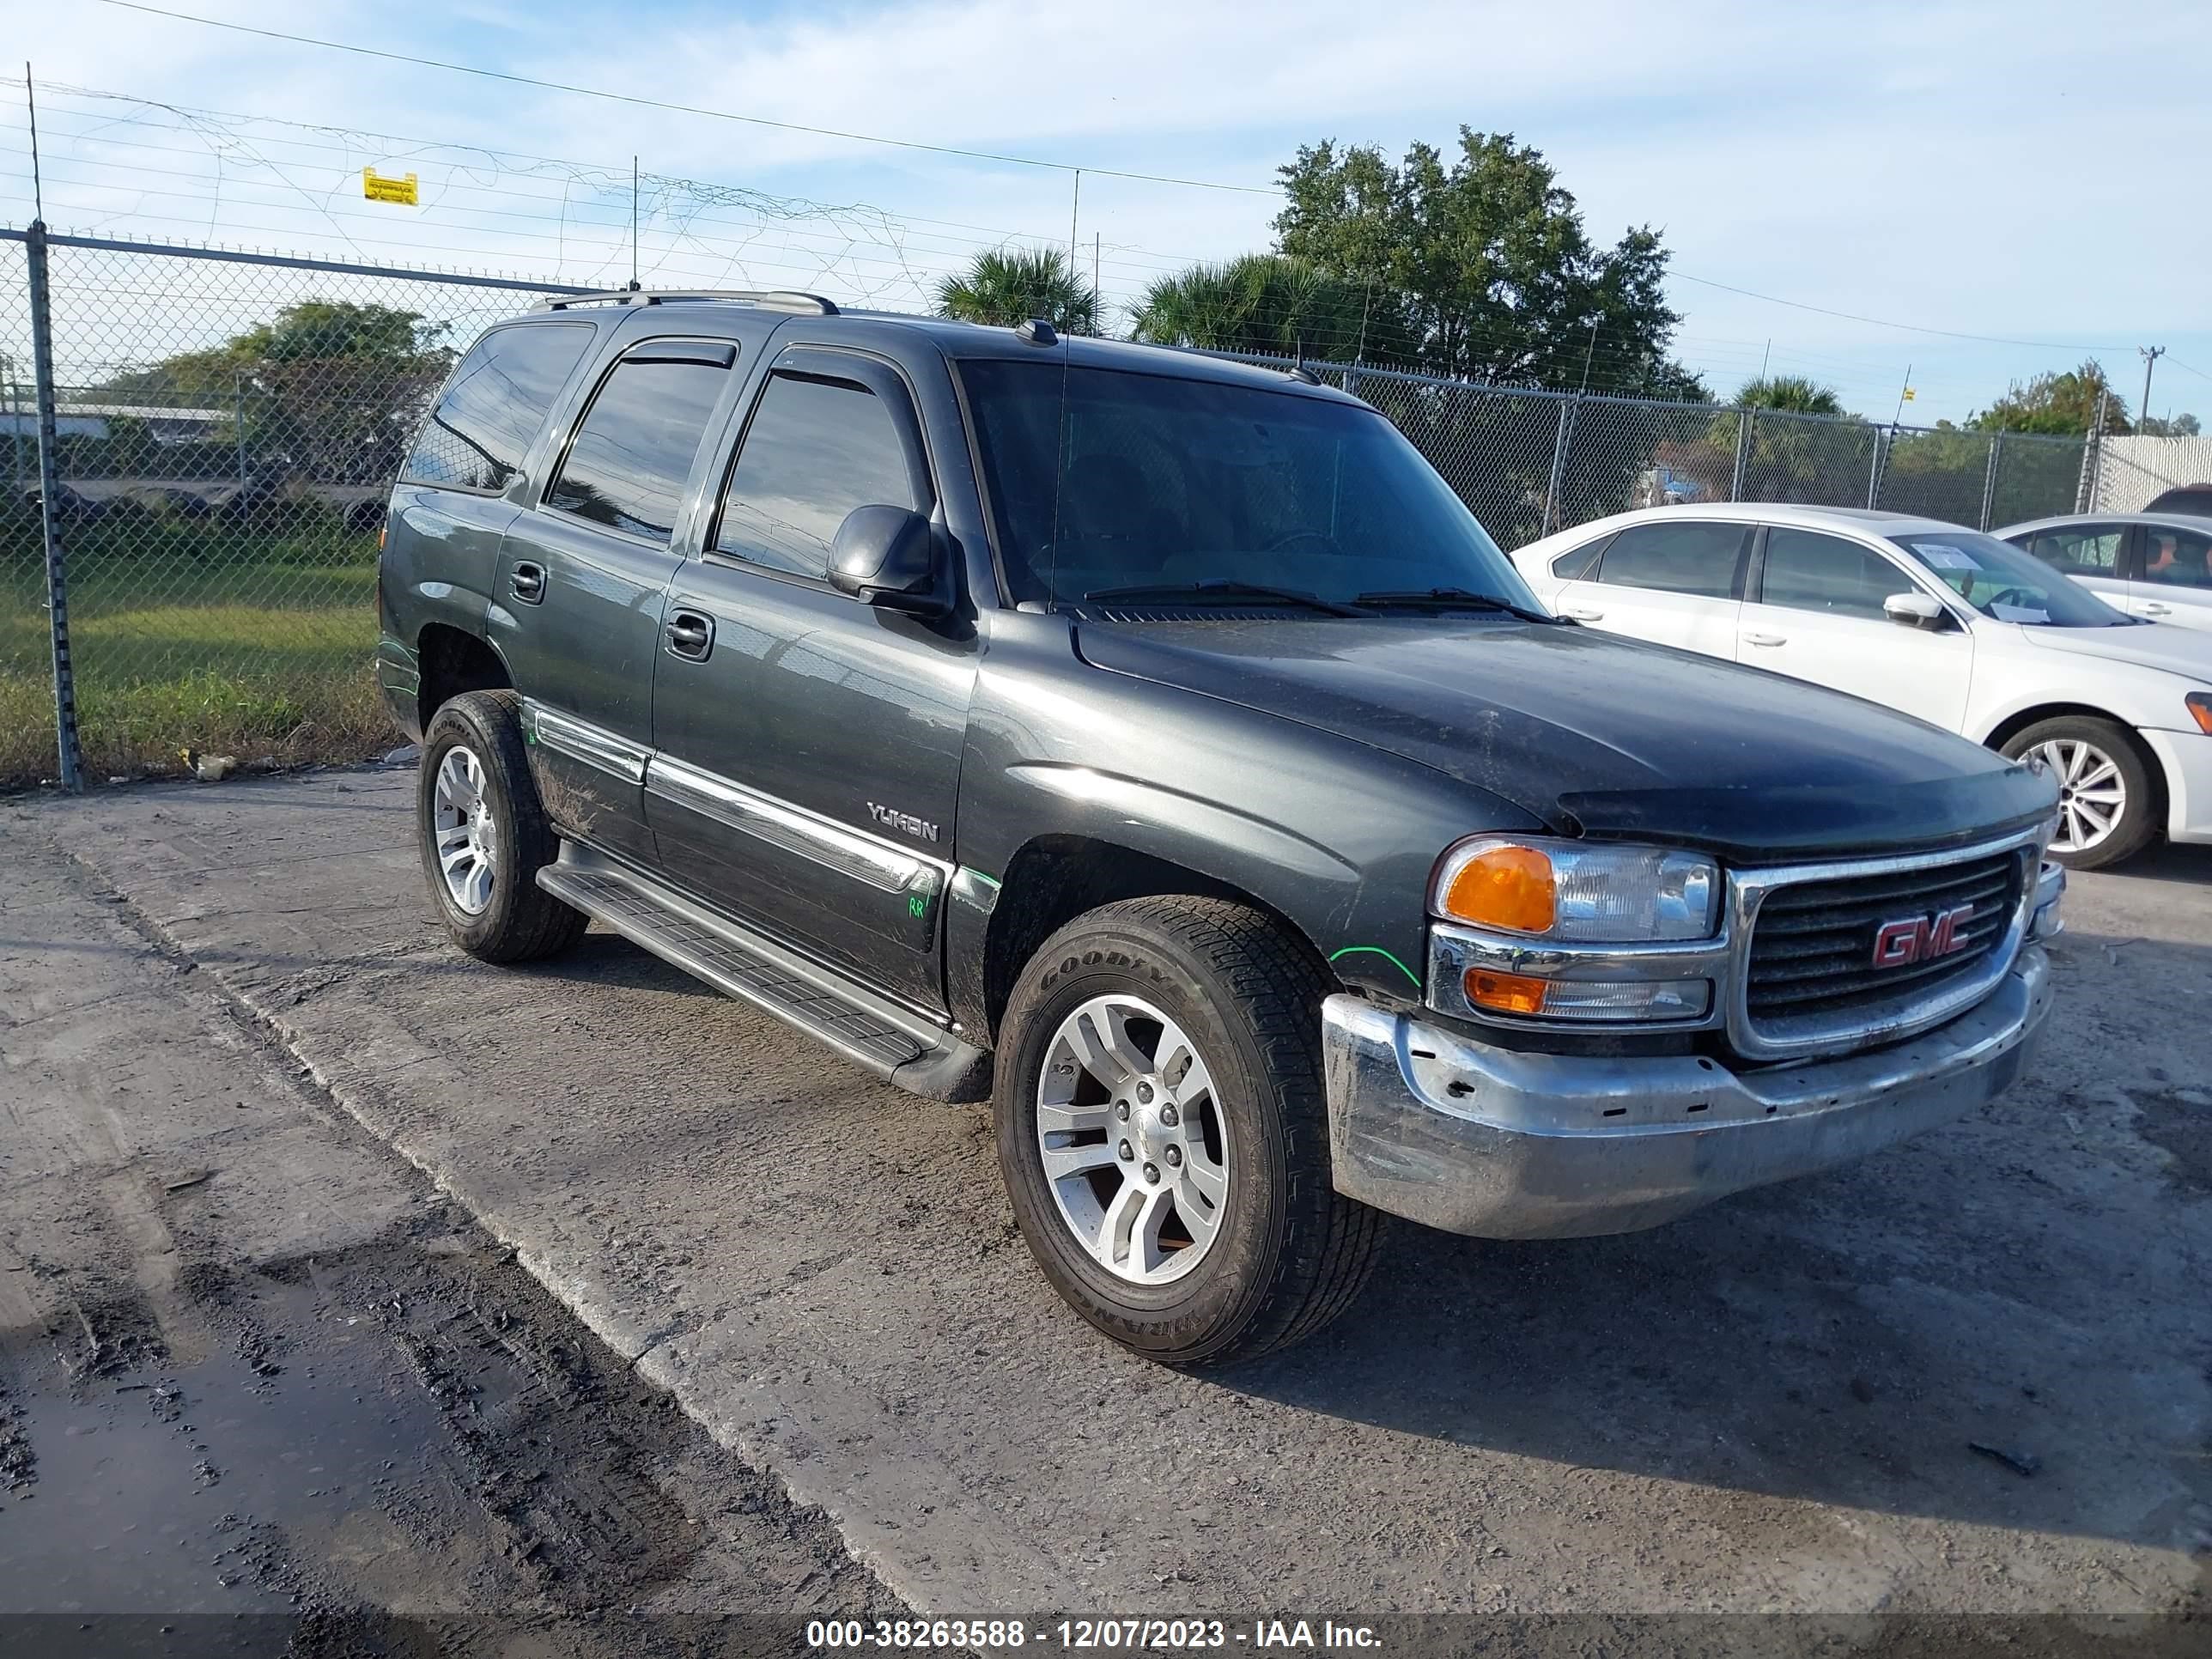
[1889,531,2133,628]
[960,359,1536,611]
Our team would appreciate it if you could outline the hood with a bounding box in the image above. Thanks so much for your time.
[1077,617,2057,861]
[2016,619,2212,683]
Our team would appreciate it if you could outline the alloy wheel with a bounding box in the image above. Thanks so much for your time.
[2032,737,2125,855]
[1034,994,1231,1285]
[431,744,499,915]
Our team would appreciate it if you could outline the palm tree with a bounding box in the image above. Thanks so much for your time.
[936,246,1097,334]
[1735,374,1846,416]
[1129,255,1390,362]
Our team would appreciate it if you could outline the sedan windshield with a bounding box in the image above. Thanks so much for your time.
[1890,531,2133,628]
[960,359,1538,612]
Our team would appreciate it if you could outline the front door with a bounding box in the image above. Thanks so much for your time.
[647,345,977,1012]
[493,337,739,865]
[2130,521,2212,631]
[1552,518,1751,663]
[1738,524,1974,731]
[2010,520,2131,612]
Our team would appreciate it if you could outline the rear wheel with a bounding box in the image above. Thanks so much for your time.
[994,896,1385,1367]
[2000,714,2159,870]
[417,690,587,962]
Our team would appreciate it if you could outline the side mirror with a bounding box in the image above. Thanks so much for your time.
[1883,592,1949,630]
[828,505,948,617]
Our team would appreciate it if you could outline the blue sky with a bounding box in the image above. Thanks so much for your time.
[6,0,2210,424]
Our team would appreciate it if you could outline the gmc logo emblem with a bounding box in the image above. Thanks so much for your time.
[1871,903,1975,969]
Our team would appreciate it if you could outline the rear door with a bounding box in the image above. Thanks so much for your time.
[2130,521,2212,631]
[2008,521,2131,611]
[1552,519,1750,660]
[493,336,740,865]
[1737,525,1974,730]
[646,343,976,1012]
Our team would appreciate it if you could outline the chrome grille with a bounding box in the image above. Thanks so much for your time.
[1743,849,2027,1034]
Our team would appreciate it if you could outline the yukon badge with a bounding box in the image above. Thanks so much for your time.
[867,802,939,843]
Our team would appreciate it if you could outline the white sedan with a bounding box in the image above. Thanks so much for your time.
[1995,513,2212,633]
[1511,503,2212,868]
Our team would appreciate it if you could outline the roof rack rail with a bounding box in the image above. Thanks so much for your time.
[536,288,840,316]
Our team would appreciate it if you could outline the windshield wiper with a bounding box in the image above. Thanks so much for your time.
[1352,587,1565,625]
[1081,580,1371,618]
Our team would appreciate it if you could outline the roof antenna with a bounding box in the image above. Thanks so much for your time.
[628,155,641,290]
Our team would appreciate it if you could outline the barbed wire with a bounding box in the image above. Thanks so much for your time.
[0,80,2136,415]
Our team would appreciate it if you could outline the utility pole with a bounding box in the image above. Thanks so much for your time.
[2139,346,2166,433]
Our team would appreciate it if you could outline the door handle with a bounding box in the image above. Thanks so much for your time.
[2140,601,2172,617]
[1564,605,1605,621]
[664,611,714,661]
[509,562,546,605]
[1741,631,1786,647]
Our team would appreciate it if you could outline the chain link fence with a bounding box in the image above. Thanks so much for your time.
[2089,434,2212,514]
[4,231,2095,787]
[2,229,587,785]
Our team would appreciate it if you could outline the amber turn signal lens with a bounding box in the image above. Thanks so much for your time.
[1443,843,1557,933]
[2187,693,2212,736]
[1465,969,1549,1016]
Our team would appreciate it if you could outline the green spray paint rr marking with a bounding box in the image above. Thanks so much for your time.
[1328,945,1420,988]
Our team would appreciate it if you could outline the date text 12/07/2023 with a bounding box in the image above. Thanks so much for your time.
[805,1620,1384,1650]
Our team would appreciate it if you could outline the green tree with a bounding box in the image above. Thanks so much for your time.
[1273,130,1693,393]
[1971,360,2131,435]
[935,246,1097,333]
[95,300,452,483]
[1735,374,1845,416]
[1128,254,1398,359]
[2141,411,2202,437]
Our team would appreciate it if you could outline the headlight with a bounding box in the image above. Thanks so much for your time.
[1431,837,1719,942]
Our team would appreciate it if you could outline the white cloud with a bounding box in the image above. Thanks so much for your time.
[10,0,2211,419]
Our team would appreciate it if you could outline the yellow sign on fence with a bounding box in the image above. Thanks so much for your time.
[362,168,419,206]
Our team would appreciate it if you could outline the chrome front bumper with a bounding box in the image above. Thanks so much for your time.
[1322,946,2051,1240]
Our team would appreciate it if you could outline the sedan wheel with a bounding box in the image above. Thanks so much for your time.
[2001,714,2158,870]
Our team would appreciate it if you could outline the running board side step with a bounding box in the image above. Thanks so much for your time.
[538,842,990,1103]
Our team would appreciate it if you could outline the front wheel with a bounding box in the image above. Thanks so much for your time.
[994,896,1385,1367]
[1999,715,2160,870]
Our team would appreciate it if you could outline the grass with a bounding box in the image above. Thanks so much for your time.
[2,511,398,786]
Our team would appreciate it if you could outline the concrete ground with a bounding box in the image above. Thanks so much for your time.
[0,805,898,1650]
[3,767,2209,1627]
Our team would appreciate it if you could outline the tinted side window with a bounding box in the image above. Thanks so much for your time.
[1760,527,1912,619]
[403,323,592,491]
[2018,526,2122,576]
[2143,525,2212,589]
[544,357,732,543]
[1595,522,1747,598]
[1551,534,1610,580]
[714,373,919,580]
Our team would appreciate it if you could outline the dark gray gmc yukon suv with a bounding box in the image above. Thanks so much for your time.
[377,289,2067,1365]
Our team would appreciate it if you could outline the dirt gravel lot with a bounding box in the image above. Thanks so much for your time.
[3,766,2209,1633]
[0,826,896,1653]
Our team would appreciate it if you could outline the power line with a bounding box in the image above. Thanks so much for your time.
[1670,270,2126,355]
[85,1,1276,195]
[0,84,1239,271]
